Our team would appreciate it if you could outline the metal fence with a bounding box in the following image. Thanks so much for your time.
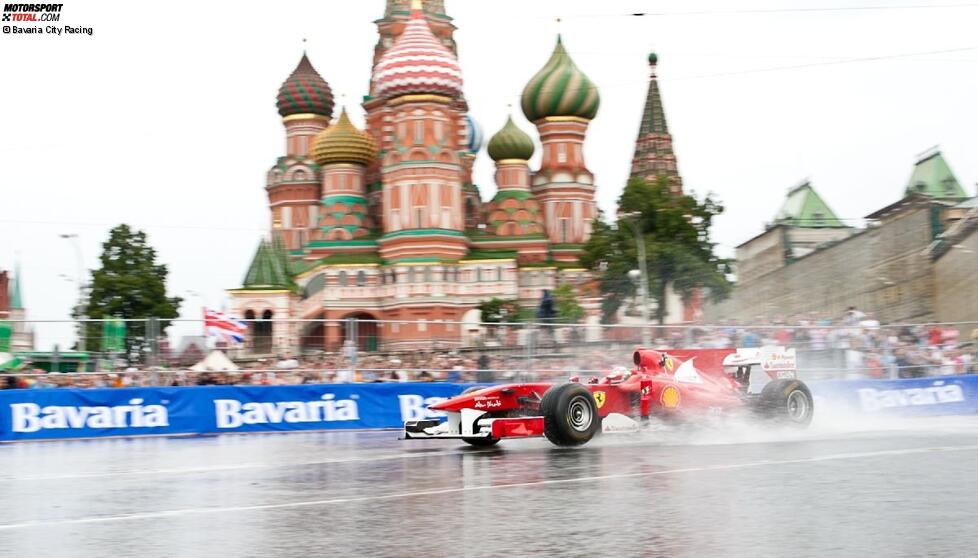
[1,318,976,388]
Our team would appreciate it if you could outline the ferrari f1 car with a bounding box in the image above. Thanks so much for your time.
[404,347,814,447]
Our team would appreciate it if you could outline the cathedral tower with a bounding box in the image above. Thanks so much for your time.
[521,36,600,262]
[483,115,548,263]
[371,1,467,261]
[630,52,683,194]
[268,53,335,250]
[310,108,378,252]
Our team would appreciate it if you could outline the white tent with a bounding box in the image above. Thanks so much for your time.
[190,350,239,372]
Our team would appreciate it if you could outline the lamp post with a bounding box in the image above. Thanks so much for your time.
[619,212,651,346]
[60,233,87,352]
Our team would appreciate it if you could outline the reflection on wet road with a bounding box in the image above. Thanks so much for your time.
[2,416,978,557]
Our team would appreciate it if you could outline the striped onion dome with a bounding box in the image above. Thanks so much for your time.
[371,4,463,99]
[521,35,600,122]
[487,115,535,162]
[464,114,483,153]
[311,108,378,166]
[276,53,334,118]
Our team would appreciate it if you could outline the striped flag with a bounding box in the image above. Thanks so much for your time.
[204,308,247,344]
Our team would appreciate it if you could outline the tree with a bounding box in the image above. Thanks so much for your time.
[580,176,732,323]
[77,224,181,362]
[477,298,521,323]
[552,283,584,324]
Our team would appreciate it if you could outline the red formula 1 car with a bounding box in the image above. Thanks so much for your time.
[404,347,814,447]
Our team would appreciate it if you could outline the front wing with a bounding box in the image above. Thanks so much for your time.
[403,408,544,440]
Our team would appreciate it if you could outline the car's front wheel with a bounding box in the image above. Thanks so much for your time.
[540,383,601,446]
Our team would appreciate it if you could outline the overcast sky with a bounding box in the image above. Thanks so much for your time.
[2,0,976,349]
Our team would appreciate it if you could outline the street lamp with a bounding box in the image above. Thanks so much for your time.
[619,211,651,346]
[60,233,87,351]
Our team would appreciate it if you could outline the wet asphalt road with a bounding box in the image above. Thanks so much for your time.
[1,415,978,558]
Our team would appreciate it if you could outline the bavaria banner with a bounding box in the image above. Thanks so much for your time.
[810,374,978,417]
[0,383,475,442]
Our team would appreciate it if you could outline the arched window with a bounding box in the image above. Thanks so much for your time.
[407,267,415,283]
[424,267,432,283]
[356,270,366,287]
[338,271,348,287]
[497,267,504,281]
[476,267,482,282]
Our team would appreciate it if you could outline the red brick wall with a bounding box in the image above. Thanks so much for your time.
[0,271,9,316]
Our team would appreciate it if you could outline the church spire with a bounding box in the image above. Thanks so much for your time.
[630,52,683,194]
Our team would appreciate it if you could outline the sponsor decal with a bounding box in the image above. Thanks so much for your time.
[660,385,681,409]
[593,391,606,409]
[10,398,169,433]
[857,381,965,413]
[664,357,675,372]
[473,397,503,410]
[760,347,797,374]
[214,393,359,429]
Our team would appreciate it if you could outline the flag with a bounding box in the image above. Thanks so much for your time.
[102,317,126,353]
[0,321,11,353]
[204,308,247,344]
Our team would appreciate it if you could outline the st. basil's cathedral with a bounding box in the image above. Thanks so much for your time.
[229,0,680,354]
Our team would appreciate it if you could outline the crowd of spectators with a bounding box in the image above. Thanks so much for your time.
[2,307,975,389]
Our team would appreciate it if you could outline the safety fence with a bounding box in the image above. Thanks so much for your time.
[2,318,976,383]
[2,375,977,442]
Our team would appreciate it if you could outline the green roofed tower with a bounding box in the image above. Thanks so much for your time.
[774,182,847,228]
[905,150,968,199]
[630,52,683,195]
[242,236,293,290]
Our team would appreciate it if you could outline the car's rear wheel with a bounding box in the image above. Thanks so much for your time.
[541,383,601,446]
[757,379,814,427]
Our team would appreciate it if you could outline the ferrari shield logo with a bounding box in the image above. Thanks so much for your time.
[660,386,681,408]
[664,357,676,372]
[593,391,606,409]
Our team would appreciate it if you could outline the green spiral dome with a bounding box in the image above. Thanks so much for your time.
[521,35,600,122]
[487,115,535,161]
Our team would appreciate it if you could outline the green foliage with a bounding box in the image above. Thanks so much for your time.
[78,224,181,362]
[581,176,732,323]
[477,297,522,323]
[553,283,584,324]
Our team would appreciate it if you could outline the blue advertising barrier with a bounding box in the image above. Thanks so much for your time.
[809,374,978,417]
[0,383,476,442]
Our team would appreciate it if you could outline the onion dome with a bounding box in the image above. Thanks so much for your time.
[464,115,483,154]
[311,108,378,166]
[277,53,335,118]
[648,51,658,65]
[487,115,535,162]
[521,35,600,122]
[371,3,463,99]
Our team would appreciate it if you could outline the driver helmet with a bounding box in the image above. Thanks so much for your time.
[612,366,631,380]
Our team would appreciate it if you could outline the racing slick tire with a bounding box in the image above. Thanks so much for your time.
[460,386,499,447]
[540,383,601,446]
[757,379,814,427]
